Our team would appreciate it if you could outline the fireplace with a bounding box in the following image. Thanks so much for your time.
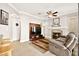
[52,29,62,39]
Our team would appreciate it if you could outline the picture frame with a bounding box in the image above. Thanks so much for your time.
[0,9,9,25]
[52,17,60,27]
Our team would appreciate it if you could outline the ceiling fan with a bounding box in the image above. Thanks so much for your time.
[47,11,58,17]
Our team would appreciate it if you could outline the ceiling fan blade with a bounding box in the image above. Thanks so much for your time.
[53,14,57,16]
[49,11,52,13]
[47,11,52,14]
[53,11,58,14]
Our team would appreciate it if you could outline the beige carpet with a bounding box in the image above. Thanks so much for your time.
[12,41,55,56]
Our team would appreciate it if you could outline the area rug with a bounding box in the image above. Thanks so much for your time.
[30,39,49,53]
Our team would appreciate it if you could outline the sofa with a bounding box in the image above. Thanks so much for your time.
[49,32,78,56]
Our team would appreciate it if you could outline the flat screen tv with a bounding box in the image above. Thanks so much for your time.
[31,26,41,35]
[36,26,41,35]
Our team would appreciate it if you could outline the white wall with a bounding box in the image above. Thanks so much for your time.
[59,12,78,36]
[0,4,8,38]
[9,14,20,41]
[41,19,52,39]
[60,16,69,35]
[20,15,29,42]
[0,25,9,38]
[41,16,69,39]
[0,4,20,41]
[20,14,42,42]
[0,4,11,39]
[67,13,78,36]
[0,13,20,40]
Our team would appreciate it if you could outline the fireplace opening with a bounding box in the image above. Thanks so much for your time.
[52,29,62,39]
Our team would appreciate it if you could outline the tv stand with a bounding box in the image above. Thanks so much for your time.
[30,34,44,41]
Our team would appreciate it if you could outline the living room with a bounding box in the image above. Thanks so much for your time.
[0,3,78,56]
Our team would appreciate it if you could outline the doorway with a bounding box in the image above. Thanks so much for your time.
[29,23,41,41]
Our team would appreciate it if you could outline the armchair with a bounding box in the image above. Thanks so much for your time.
[49,32,78,56]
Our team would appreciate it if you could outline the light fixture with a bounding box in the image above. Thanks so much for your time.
[48,14,53,18]
[47,11,58,18]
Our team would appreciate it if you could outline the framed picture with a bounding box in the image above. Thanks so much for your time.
[0,9,9,25]
[52,17,60,27]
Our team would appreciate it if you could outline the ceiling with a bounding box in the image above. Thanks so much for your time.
[0,3,16,14]
[10,3,78,19]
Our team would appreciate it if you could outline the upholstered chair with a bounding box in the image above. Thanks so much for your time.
[49,32,78,56]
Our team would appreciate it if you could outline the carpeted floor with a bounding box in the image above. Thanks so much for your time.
[12,41,55,56]
[11,41,78,56]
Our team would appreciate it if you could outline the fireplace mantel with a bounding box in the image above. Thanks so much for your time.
[51,27,68,29]
[51,27,69,36]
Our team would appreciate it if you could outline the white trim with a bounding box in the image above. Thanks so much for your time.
[8,3,19,14]
[8,3,45,20]
[19,11,45,20]
[8,3,78,20]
